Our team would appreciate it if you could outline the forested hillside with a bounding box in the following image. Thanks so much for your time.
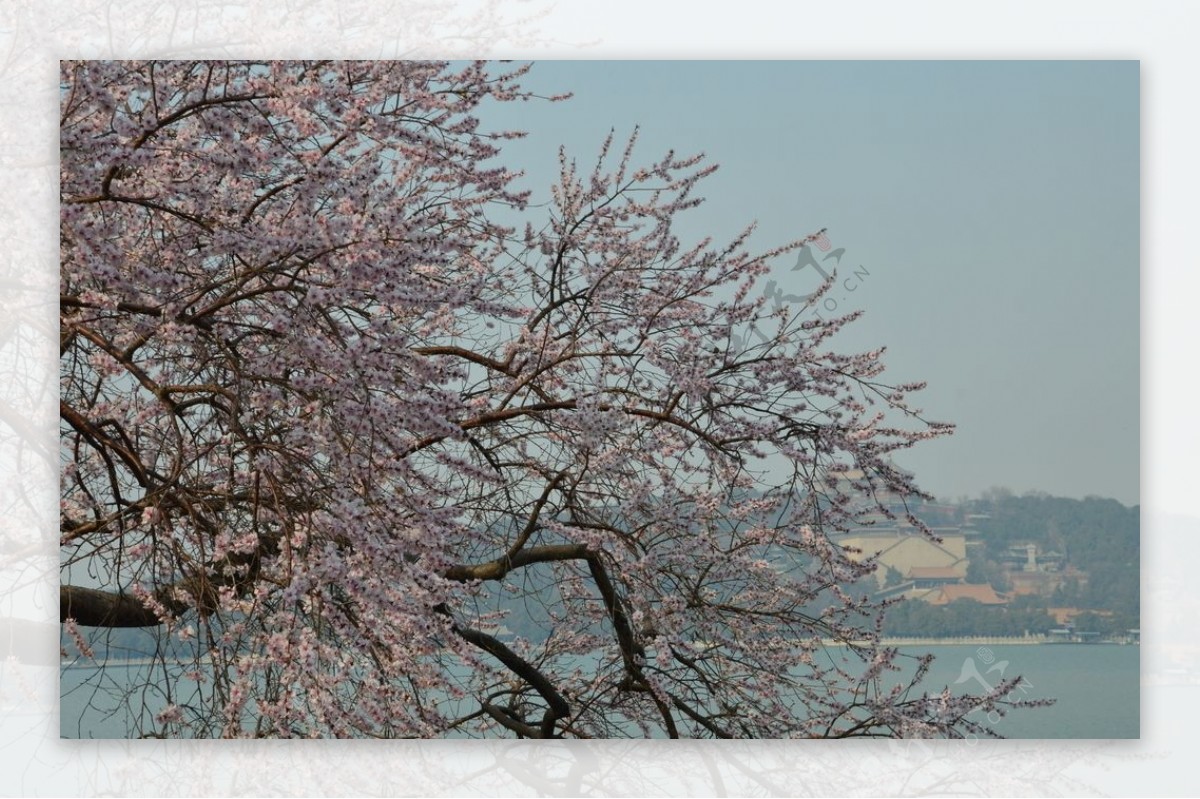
[882,490,1139,638]
[967,491,1139,620]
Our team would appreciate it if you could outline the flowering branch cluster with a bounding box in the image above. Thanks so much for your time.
[60,60,1039,738]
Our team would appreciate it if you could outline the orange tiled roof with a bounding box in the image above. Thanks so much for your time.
[927,583,1007,605]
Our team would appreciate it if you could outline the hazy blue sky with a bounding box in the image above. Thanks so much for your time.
[475,61,1139,506]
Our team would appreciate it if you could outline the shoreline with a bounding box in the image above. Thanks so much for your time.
[828,636,1139,647]
[883,636,1048,646]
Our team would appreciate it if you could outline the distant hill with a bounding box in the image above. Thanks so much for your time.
[964,490,1139,619]
[876,490,1139,638]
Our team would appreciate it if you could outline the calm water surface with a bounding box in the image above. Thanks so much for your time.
[870,643,1138,739]
[61,643,1138,739]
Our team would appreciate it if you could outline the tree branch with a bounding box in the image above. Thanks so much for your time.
[443,543,587,582]
[60,585,178,628]
[453,623,571,737]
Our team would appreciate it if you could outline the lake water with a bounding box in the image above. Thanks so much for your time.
[859,643,1138,739]
[60,643,1138,739]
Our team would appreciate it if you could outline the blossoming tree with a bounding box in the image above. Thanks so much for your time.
[60,60,1037,738]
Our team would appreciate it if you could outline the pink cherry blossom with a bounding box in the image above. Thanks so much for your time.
[59,60,1047,739]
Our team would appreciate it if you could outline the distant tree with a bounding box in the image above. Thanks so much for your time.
[967,555,1010,593]
[966,558,986,585]
[981,486,1014,503]
[1072,611,1116,636]
[60,59,1042,739]
[1052,578,1082,606]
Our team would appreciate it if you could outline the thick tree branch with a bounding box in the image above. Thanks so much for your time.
[60,540,270,627]
[453,623,571,738]
[60,585,178,628]
[443,543,587,582]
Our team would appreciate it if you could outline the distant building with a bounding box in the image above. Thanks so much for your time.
[1046,607,1111,626]
[1008,564,1088,598]
[925,583,1008,606]
[994,541,1085,597]
[906,566,964,589]
[828,466,1016,606]
[839,527,969,590]
[822,464,939,523]
[999,542,1064,573]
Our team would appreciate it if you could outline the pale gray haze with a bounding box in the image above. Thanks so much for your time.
[480,61,1139,506]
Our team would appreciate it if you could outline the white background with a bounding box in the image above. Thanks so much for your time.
[1,1,1193,795]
